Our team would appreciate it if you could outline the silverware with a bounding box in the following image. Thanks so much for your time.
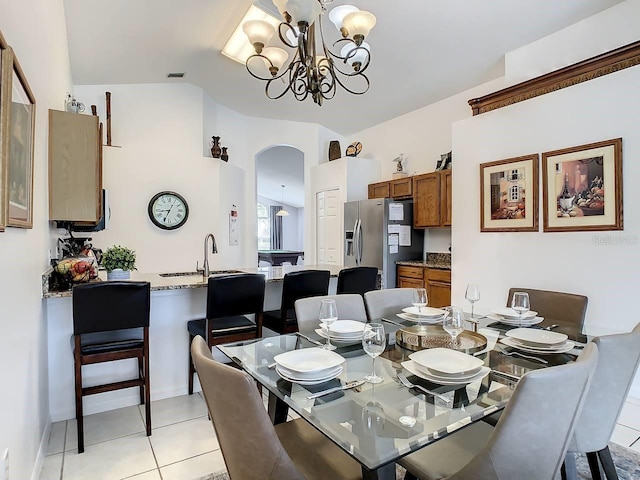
[496,345,548,364]
[307,379,365,399]
[543,324,559,331]
[397,372,452,403]
[267,362,277,369]
[295,332,324,347]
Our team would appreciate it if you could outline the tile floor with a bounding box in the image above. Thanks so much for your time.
[40,392,640,479]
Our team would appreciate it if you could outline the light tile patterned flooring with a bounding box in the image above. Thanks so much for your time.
[41,392,640,479]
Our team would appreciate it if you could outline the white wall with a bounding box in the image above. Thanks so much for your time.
[0,0,73,478]
[452,64,640,396]
[257,195,303,252]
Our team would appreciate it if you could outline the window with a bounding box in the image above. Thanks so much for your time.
[510,185,520,202]
[257,203,270,250]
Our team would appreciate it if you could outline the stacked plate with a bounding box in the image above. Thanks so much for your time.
[315,320,366,345]
[397,306,446,324]
[273,348,345,385]
[487,308,543,327]
[500,328,575,354]
[401,348,490,385]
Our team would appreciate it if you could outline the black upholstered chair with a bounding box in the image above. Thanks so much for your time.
[72,281,151,453]
[187,273,265,395]
[262,270,330,334]
[336,266,378,296]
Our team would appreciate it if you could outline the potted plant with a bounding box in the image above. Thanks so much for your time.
[102,245,137,280]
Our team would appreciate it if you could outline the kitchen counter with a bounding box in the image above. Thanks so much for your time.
[43,264,342,299]
[396,252,451,270]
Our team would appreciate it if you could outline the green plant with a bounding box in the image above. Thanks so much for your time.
[101,245,137,272]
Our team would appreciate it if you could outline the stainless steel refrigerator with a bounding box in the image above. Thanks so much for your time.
[344,198,424,289]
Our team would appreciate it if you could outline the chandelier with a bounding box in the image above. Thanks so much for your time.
[241,0,376,105]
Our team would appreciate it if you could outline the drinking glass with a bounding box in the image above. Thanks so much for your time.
[465,284,480,319]
[511,291,530,327]
[362,323,386,383]
[443,306,464,348]
[362,400,385,434]
[412,288,428,325]
[319,299,338,351]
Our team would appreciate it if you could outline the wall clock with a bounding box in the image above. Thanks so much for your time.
[148,191,189,230]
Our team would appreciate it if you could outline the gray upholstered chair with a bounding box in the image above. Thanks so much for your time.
[399,343,599,480]
[294,294,367,333]
[190,336,362,480]
[563,323,640,480]
[507,288,588,342]
[364,288,414,322]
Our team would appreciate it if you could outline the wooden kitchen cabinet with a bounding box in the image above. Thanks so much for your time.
[49,110,102,222]
[413,170,452,228]
[368,181,390,199]
[397,265,451,307]
[390,177,412,198]
[397,265,425,289]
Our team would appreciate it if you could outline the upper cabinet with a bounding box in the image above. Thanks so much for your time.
[413,170,451,229]
[368,177,412,199]
[49,110,102,222]
[368,180,390,199]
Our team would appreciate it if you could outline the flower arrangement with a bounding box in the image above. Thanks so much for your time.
[101,245,137,272]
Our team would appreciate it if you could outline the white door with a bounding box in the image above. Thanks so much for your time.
[316,188,341,265]
[316,191,325,264]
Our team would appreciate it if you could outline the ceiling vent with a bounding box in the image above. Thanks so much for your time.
[166,72,185,78]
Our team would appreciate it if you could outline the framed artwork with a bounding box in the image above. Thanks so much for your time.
[5,46,35,228]
[542,138,622,232]
[480,154,539,232]
[0,30,10,231]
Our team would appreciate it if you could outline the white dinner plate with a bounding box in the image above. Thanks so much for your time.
[318,327,363,339]
[402,361,491,385]
[506,328,568,346]
[500,338,575,354]
[397,313,444,324]
[276,364,343,381]
[315,329,363,345]
[492,308,538,320]
[409,348,484,376]
[486,313,543,326]
[412,362,483,381]
[274,347,345,373]
[276,365,343,385]
[402,306,447,318]
[322,320,366,334]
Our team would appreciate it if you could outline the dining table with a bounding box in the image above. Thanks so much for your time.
[217,312,583,480]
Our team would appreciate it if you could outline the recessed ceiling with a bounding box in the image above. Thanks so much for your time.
[63,0,624,135]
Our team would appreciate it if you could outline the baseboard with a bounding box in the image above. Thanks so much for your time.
[31,417,51,480]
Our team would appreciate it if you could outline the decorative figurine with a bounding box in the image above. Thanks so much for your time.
[346,141,362,157]
[220,147,229,162]
[211,136,222,158]
[329,140,341,161]
[392,153,408,179]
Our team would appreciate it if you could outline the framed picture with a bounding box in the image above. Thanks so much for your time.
[542,138,622,232]
[480,154,539,232]
[5,47,35,228]
[0,30,10,231]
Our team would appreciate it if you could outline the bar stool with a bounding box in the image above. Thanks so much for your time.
[187,273,265,395]
[262,270,330,334]
[72,281,151,453]
[337,266,378,296]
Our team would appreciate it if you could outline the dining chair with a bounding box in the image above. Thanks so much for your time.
[190,336,362,480]
[562,322,640,480]
[364,288,414,322]
[507,288,588,342]
[399,343,599,480]
[187,273,265,395]
[262,270,330,334]
[337,266,379,296]
[294,294,368,332]
[72,281,151,453]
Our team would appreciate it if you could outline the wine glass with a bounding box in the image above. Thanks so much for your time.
[319,299,338,351]
[443,306,464,348]
[465,284,480,319]
[511,292,530,327]
[412,288,428,325]
[362,323,386,384]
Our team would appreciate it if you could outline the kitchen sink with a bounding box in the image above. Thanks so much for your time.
[159,270,244,277]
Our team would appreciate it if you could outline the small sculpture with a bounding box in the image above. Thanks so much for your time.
[346,141,362,157]
[211,136,221,158]
[392,153,408,179]
[220,147,229,162]
[328,140,341,161]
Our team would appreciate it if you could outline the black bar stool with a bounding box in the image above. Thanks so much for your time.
[262,270,330,334]
[187,273,265,395]
[337,266,379,296]
[72,281,151,453]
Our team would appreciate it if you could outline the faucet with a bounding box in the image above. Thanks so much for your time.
[202,233,218,277]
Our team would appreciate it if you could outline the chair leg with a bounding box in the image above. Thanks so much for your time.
[73,337,85,454]
[586,451,603,480]
[563,452,578,480]
[188,334,195,395]
[138,355,144,405]
[597,447,619,480]
[144,327,151,436]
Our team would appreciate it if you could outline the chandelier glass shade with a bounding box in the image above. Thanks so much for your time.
[242,1,376,105]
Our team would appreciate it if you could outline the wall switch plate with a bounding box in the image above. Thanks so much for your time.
[0,448,8,480]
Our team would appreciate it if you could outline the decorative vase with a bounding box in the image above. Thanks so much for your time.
[211,136,221,158]
[328,140,341,161]
[220,147,229,162]
[107,268,130,281]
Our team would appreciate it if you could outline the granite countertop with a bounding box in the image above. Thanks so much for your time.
[43,264,342,299]
[396,253,451,270]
